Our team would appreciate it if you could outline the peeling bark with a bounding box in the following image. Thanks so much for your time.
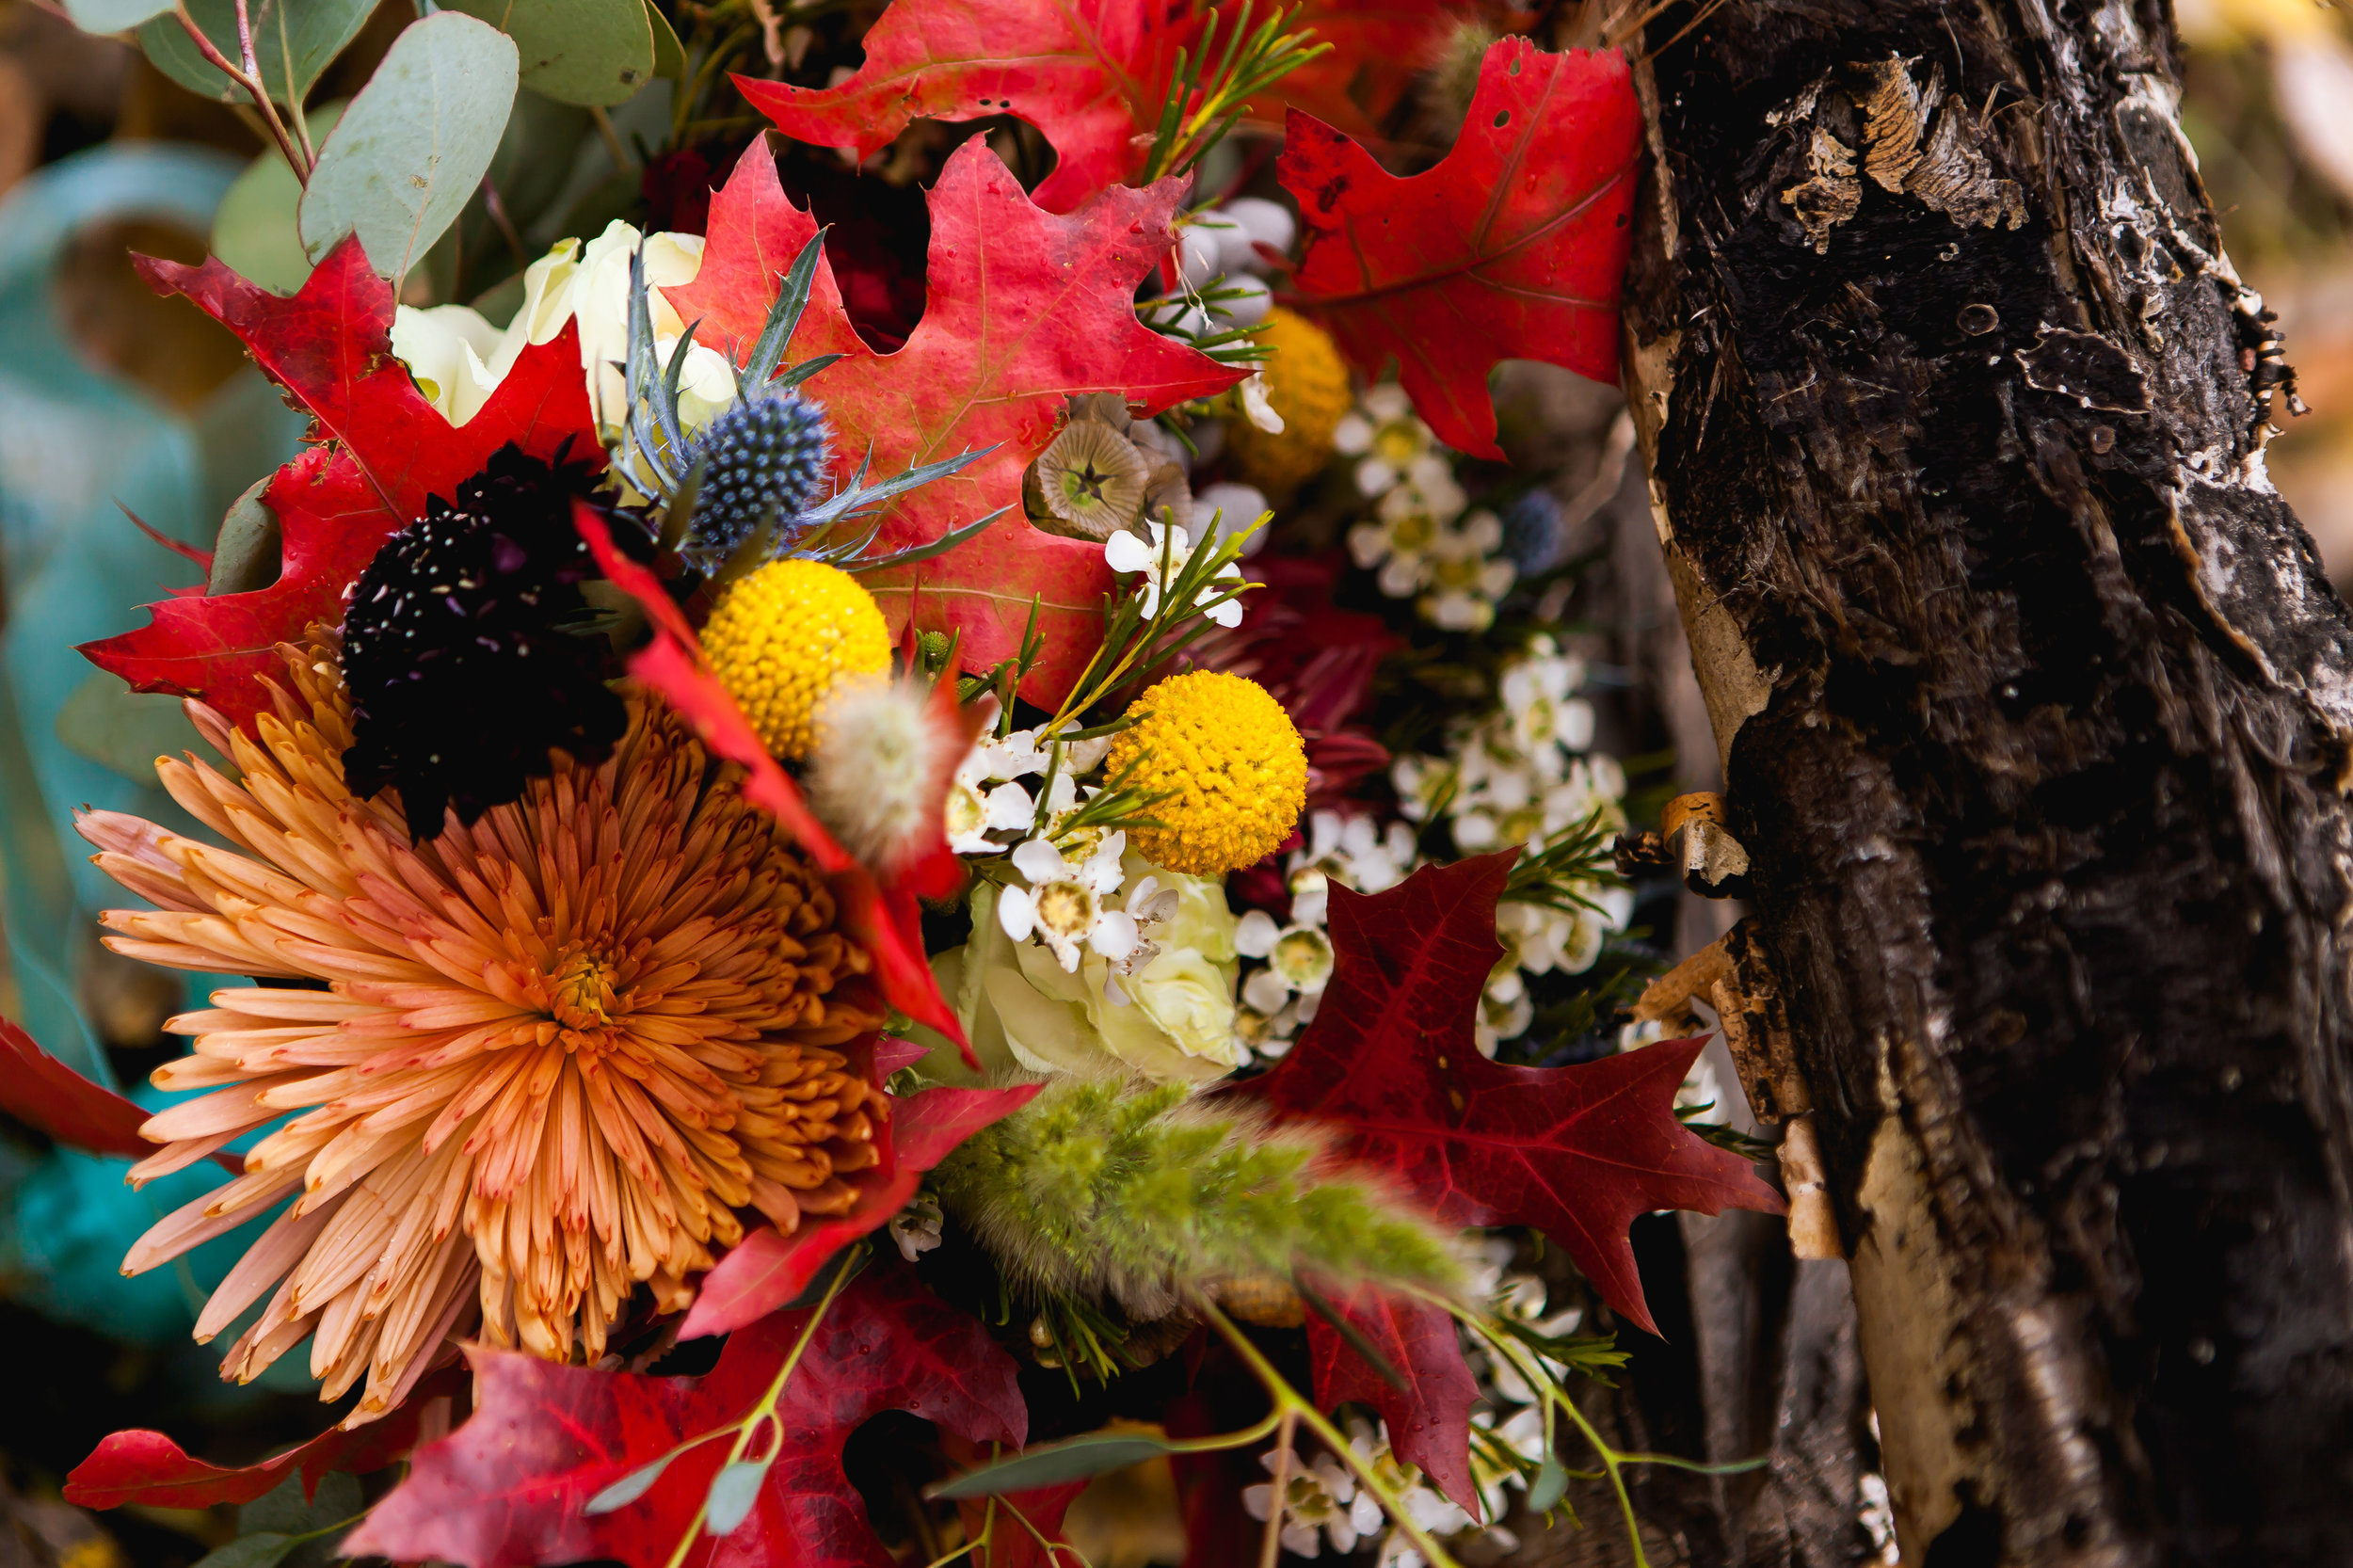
[1623,2,2353,1563]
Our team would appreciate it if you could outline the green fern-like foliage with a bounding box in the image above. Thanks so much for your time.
[933,1077,1463,1319]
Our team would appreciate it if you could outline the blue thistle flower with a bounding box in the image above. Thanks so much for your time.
[680,391,835,572]
[1501,486,1567,575]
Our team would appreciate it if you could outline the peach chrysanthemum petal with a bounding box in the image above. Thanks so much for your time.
[79,645,881,1424]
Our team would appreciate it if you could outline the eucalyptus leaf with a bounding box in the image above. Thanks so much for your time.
[212,103,347,295]
[207,477,284,595]
[924,1432,1178,1499]
[1526,1456,1570,1513]
[56,673,204,786]
[447,0,652,106]
[702,1458,768,1536]
[190,1531,302,1568]
[298,12,519,282]
[136,0,376,106]
[63,0,172,33]
[646,0,685,79]
[583,1453,673,1514]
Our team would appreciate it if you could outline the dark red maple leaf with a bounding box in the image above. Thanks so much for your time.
[737,0,1201,214]
[1305,1280,1481,1515]
[1250,852,1784,1335]
[345,1264,1027,1568]
[681,1080,1041,1338]
[0,1015,236,1172]
[79,237,597,728]
[1279,37,1641,458]
[67,1368,465,1510]
[660,137,1242,705]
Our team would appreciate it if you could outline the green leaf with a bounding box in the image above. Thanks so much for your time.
[135,0,376,106]
[240,1470,362,1537]
[447,0,652,106]
[925,1432,1179,1499]
[62,0,171,33]
[207,477,285,596]
[298,12,519,282]
[1526,1456,1570,1513]
[646,0,685,79]
[55,673,204,786]
[212,102,348,295]
[583,1454,672,1514]
[190,1532,302,1568]
[702,1458,768,1536]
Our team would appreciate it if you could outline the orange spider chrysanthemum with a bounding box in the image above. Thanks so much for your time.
[77,646,884,1424]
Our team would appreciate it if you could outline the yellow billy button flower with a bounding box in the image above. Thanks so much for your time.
[1107,670,1306,876]
[700,558,891,759]
[1225,308,1353,499]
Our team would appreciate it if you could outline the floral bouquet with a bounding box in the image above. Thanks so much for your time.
[4,1,1786,1563]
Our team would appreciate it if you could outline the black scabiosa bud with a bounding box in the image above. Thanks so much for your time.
[681,391,834,572]
[341,442,632,840]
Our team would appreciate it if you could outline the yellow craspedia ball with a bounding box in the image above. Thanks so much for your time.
[699,559,890,759]
[1107,670,1306,875]
[1226,308,1352,498]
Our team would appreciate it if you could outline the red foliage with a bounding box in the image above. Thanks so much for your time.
[0,1016,235,1172]
[680,1079,1040,1339]
[660,137,1242,705]
[1241,0,1478,141]
[79,239,598,728]
[737,0,1201,214]
[1249,853,1785,1335]
[1305,1281,1481,1515]
[345,1264,1026,1568]
[1279,38,1641,458]
[938,1435,1088,1568]
[66,1369,464,1510]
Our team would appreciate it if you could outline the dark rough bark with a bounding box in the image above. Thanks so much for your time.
[1623,2,2353,1565]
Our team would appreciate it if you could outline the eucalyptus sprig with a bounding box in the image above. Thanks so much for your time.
[1138,0,1331,184]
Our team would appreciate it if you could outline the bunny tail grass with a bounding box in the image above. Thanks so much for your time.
[931,1076,1464,1319]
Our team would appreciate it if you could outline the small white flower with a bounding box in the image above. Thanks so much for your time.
[888,1192,944,1260]
[1334,383,1438,497]
[1236,909,1336,1001]
[996,832,1132,971]
[1418,511,1515,632]
[1104,520,1244,628]
[1475,985,1533,1056]
[1241,1448,1368,1557]
[1240,372,1286,433]
[1350,466,1468,599]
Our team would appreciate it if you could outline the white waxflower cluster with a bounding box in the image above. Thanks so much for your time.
[1242,1443,1381,1558]
[942,714,1112,857]
[1391,637,1633,1053]
[1338,386,1515,631]
[1232,809,1418,1060]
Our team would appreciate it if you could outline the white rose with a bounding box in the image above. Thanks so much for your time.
[390,303,502,424]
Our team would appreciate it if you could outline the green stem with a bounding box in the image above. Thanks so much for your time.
[1198,1302,1466,1568]
[662,1251,858,1568]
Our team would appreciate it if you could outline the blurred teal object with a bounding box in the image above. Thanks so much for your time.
[0,143,308,1357]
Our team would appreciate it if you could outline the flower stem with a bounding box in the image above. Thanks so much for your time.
[1198,1301,1465,1568]
[1256,1407,1296,1568]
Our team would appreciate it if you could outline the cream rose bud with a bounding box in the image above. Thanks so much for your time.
[391,302,503,424]
[1124,947,1242,1066]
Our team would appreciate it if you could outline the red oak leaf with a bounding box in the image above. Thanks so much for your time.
[1279,37,1640,458]
[1305,1281,1480,1515]
[66,1369,464,1510]
[0,1015,234,1172]
[570,506,968,1051]
[664,137,1242,705]
[1250,853,1784,1335]
[80,238,597,728]
[1241,0,1478,142]
[737,0,1200,214]
[682,1080,1040,1339]
[346,1264,1026,1568]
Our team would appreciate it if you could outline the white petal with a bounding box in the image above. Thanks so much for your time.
[1234,908,1281,956]
[1104,530,1155,573]
[1090,910,1139,960]
[984,781,1036,831]
[1011,838,1067,883]
[1207,595,1245,628]
[1243,968,1293,1013]
[997,887,1037,941]
[1290,886,1329,928]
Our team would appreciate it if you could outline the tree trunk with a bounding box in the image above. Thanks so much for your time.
[1623,3,2353,1564]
